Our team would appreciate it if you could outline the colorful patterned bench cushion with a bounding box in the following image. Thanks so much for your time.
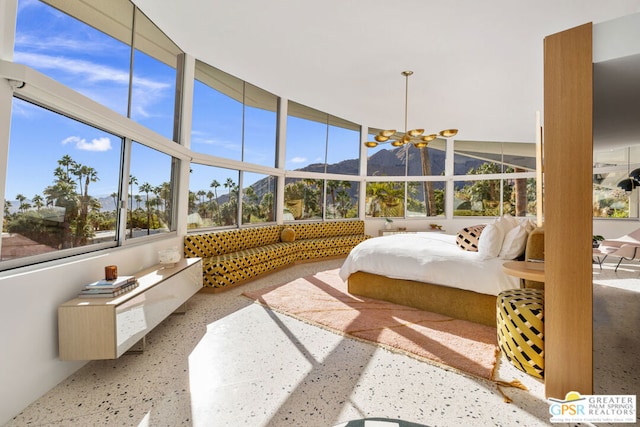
[295,235,369,252]
[203,242,295,276]
[288,220,364,240]
[184,225,282,258]
[204,251,297,289]
[185,221,369,290]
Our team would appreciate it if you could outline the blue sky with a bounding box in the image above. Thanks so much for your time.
[7,0,363,204]
[7,0,178,201]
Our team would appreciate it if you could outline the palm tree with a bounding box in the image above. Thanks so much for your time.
[15,194,26,213]
[128,175,138,237]
[110,192,119,212]
[74,165,99,244]
[418,146,436,216]
[242,186,259,223]
[139,182,153,235]
[260,191,274,222]
[206,191,214,220]
[32,194,44,211]
[210,179,221,224]
[57,155,76,182]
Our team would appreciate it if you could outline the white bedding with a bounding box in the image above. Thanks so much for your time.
[339,232,519,296]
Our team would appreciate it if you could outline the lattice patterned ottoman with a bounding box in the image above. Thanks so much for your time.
[496,288,544,379]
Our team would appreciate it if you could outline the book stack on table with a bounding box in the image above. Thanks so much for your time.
[78,276,138,298]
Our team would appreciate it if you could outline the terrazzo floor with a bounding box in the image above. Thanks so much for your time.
[5,258,639,427]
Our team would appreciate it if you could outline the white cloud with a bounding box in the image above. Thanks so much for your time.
[192,134,241,152]
[62,136,112,152]
[13,52,168,92]
[14,34,114,56]
[290,156,307,164]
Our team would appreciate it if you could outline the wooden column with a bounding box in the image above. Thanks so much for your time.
[543,22,593,398]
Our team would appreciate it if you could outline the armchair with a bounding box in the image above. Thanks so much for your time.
[594,228,640,271]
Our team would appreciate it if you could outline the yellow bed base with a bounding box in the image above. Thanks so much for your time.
[347,271,497,327]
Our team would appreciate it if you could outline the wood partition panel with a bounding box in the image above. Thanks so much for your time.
[543,22,593,398]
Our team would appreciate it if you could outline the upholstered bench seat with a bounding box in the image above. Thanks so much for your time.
[185,220,370,291]
[203,244,298,289]
[295,235,366,260]
[204,242,296,275]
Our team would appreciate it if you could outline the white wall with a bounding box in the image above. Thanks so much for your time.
[0,237,184,424]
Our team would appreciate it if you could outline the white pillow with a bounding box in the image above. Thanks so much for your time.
[494,214,519,237]
[499,224,529,259]
[477,223,504,259]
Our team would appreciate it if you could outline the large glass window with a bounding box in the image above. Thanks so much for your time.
[365,182,405,218]
[503,177,537,217]
[366,131,407,177]
[453,179,502,216]
[286,102,360,174]
[326,119,360,174]
[126,143,175,239]
[406,181,446,217]
[454,141,503,175]
[241,172,277,224]
[406,141,447,176]
[191,71,243,161]
[593,146,640,219]
[189,164,239,228]
[130,7,179,140]
[14,0,133,115]
[15,1,181,140]
[191,62,277,166]
[2,98,122,263]
[283,178,323,220]
[243,84,278,167]
[326,180,359,219]
[286,103,328,171]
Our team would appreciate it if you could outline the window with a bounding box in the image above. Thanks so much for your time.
[15,0,133,116]
[286,102,360,174]
[593,146,640,219]
[2,98,122,264]
[241,172,277,224]
[189,164,240,228]
[503,177,537,217]
[326,119,360,174]
[365,182,405,218]
[283,178,323,221]
[453,179,502,216]
[406,181,446,217]
[126,142,176,239]
[366,134,406,177]
[326,180,359,219]
[16,1,181,140]
[191,62,277,166]
[243,84,278,167]
[130,8,180,140]
[286,102,328,172]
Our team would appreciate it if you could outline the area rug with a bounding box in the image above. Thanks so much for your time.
[242,268,500,381]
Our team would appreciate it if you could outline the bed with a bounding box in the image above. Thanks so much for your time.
[339,231,528,327]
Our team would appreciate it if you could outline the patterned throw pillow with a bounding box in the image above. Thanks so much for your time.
[456,224,486,252]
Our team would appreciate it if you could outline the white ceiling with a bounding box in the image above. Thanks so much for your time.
[132,0,640,146]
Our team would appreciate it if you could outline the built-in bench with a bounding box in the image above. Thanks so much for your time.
[184,220,370,291]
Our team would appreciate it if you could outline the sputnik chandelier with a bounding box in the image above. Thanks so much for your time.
[364,71,458,148]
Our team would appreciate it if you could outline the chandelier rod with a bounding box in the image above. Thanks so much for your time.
[403,70,411,134]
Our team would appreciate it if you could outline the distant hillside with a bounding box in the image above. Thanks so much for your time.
[6,146,484,214]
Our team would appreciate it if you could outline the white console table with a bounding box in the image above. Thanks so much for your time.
[58,257,202,360]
